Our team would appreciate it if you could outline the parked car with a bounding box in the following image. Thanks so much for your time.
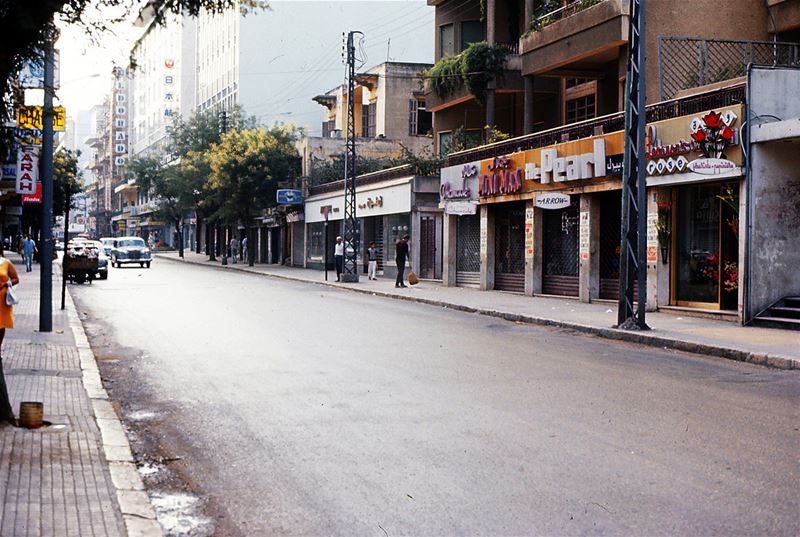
[99,237,115,257]
[86,240,109,279]
[110,237,152,268]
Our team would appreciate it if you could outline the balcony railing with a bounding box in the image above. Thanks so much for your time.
[446,84,746,166]
[495,41,519,55]
[658,37,800,100]
[527,0,605,33]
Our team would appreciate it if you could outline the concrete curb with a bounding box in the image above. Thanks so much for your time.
[64,285,165,537]
[157,254,798,370]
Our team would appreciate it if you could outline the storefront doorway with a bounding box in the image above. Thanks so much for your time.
[673,181,739,310]
[419,215,438,279]
[456,214,480,287]
[542,199,579,296]
[494,202,526,293]
[599,191,622,300]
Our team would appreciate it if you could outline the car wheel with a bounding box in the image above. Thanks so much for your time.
[75,273,86,284]
[146,262,151,268]
[140,262,144,267]
[99,272,108,280]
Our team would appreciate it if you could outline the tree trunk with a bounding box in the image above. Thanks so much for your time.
[196,216,203,254]
[208,223,216,261]
[176,218,184,258]
[248,226,256,267]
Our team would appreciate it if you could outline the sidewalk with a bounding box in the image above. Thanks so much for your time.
[159,251,799,369]
[0,254,162,537]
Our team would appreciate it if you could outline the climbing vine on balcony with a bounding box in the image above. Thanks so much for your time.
[426,41,507,105]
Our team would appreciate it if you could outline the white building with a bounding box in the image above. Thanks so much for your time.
[130,7,197,156]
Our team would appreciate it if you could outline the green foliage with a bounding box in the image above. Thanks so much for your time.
[206,125,300,224]
[53,148,82,217]
[425,41,507,105]
[524,0,601,36]
[484,125,511,144]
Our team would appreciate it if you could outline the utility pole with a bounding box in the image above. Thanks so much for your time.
[617,0,648,330]
[218,109,229,266]
[60,182,70,310]
[40,24,56,332]
[341,30,362,283]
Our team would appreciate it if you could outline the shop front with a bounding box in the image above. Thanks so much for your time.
[440,131,625,298]
[304,168,440,279]
[645,105,744,315]
[440,161,480,287]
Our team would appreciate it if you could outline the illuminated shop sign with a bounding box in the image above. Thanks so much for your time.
[479,156,523,196]
[525,139,608,183]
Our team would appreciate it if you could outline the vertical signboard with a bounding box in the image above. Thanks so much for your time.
[16,145,38,194]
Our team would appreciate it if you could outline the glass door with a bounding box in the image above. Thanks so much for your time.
[673,182,739,309]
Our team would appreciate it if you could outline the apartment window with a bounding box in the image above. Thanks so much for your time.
[460,20,484,51]
[367,102,376,138]
[440,24,454,57]
[322,119,335,138]
[564,79,596,124]
[361,103,375,138]
[409,99,432,136]
[438,129,481,154]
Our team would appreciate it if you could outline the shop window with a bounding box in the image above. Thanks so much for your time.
[440,24,454,57]
[564,79,596,124]
[409,99,432,136]
[308,222,326,261]
[460,20,484,52]
[387,214,410,255]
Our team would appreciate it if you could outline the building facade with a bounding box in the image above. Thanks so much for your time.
[302,165,442,280]
[427,0,800,149]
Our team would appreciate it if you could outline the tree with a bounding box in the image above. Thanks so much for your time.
[206,125,300,265]
[53,148,82,217]
[126,153,199,259]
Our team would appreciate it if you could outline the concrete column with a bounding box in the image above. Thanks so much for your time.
[411,210,421,275]
[486,0,496,44]
[479,204,495,291]
[442,213,457,287]
[523,200,539,296]
[485,86,496,129]
[649,186,671,311]
[523,76,535,134]
[579,195,600,302]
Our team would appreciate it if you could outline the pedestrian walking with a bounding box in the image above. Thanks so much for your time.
[395,234,410,288]
[241,236,248,261]
[367,241,378,280]
[22,235,36,272]
[0,247,20,425]
[334,236,344,281]
[230,236,239,264]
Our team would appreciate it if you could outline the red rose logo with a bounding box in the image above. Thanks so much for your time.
[702,111,722,129]
[721,127,734,141]
[691,130,706,143]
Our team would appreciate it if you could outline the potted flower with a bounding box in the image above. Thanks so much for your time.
[655,200,671,263]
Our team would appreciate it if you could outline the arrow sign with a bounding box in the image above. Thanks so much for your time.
[277,189,303,205]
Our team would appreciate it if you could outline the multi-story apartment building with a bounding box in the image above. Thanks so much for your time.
[430,0,800,326]
[85,67,130,238]
[428,0,800,147]
[122,6,198,244]
[299,62,434,178]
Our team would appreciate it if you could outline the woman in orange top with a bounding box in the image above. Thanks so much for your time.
[0,253,20,424]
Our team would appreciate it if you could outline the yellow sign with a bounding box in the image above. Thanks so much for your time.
[16,106,66,131]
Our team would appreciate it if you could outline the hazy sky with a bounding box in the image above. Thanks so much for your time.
[56,0,435,149]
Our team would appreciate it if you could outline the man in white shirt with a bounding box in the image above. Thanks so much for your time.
[334,236,344,281]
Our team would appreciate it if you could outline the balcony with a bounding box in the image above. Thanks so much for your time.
[446,84,746,165]
[520,0,629,77]
[658,37,800,100]
[425,43,523,113]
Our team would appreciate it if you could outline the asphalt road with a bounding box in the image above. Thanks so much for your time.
[71,259,800,537]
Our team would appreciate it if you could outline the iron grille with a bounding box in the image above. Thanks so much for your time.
[658,37,800,100]
[543,202,579,277]
[456,214,480,272]
[599,193,621,280]
[494,204,526,275]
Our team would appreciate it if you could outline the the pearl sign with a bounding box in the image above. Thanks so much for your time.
[525,139,608,184]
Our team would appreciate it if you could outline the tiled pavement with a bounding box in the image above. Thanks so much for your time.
[0,255,162,537]
[158,250,799,368]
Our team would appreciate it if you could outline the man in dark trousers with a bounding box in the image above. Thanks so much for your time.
[395,234,410,288]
